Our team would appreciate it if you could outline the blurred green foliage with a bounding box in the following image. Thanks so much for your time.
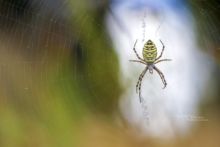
[70,0,122,115]
[0,0,122,146]
[189,0,220,63]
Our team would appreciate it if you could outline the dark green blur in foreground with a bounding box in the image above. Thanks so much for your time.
[0,0,121,146]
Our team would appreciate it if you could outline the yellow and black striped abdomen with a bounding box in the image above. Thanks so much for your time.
[142,40,157,63]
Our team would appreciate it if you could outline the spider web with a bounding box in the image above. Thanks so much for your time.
[0,1,132,146]
[0,0,121,110]
[0,1,122,144]
[0,0,219,143]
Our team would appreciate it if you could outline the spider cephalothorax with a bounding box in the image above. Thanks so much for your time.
[130,39,171,102]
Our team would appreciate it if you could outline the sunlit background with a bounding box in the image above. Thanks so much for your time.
[0,0,219,146]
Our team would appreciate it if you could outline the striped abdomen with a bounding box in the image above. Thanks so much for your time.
[142,40,157,63]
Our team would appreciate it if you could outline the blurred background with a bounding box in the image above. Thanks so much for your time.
[0,0,219,146]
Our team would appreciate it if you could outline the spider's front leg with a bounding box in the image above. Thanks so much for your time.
[132,40,145,61]
[155,59,172,64]
[153,66,167,89]
[129,60,147,65]
[136,66,148,102]
[155,39,165,61]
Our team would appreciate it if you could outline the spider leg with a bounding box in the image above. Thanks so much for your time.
[136,66,148,102]
[155,39,165,61]
[136,67,148,93]
[155,59,172,64]
[153,66,167,89]
[132,40,145,61]
[129,60,147,65]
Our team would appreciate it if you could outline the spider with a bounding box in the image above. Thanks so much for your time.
[130,39,171,102]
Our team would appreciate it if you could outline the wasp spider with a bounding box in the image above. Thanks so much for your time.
[130,40,171,102]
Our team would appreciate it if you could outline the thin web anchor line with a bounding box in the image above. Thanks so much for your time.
[154,15,165,39]
[140,94,150,125]
[142,9,147,43]
[140,9,151,125]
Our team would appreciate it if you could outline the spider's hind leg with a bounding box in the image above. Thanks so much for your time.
[153,66,167,89]
[136,67,148,102]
